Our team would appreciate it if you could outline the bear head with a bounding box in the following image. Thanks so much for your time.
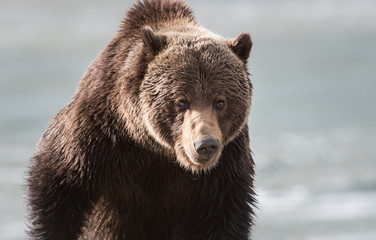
[139,26,253,173]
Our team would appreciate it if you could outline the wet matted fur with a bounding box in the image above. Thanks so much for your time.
[27,0,256,239]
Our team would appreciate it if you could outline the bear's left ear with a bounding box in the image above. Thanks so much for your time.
[141,27,167,56]
[228,33,253,63]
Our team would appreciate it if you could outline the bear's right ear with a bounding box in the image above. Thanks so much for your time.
[141,27,167,56]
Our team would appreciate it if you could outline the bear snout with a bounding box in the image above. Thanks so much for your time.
[178,109,224,171]
[193,137,219,162]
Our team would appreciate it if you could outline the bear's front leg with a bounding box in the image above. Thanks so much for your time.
[28,162,94,240]
[172,187,254,240]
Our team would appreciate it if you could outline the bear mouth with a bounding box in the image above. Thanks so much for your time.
[174,142,221,173]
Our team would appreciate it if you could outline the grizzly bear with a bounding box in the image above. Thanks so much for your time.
[27,0,256,239]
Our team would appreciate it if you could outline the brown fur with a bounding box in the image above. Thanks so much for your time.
[27,1,256,239]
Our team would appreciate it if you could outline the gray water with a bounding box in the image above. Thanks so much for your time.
[1,0,375,239]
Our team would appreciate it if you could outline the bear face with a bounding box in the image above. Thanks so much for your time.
[140,28,252,172]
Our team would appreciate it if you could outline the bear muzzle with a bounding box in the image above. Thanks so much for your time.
[177,109,224,171]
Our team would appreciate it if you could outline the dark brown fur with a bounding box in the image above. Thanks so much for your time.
[27,0,256,239]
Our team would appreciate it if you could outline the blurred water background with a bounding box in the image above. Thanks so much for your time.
[1,0,375,239]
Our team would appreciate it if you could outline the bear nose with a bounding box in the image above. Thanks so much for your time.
[193,137,219,158]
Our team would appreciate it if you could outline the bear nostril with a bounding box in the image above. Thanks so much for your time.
[194,137,219,157]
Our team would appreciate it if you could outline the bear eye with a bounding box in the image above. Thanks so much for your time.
[214,99,226,110]
[176,99,190,111]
